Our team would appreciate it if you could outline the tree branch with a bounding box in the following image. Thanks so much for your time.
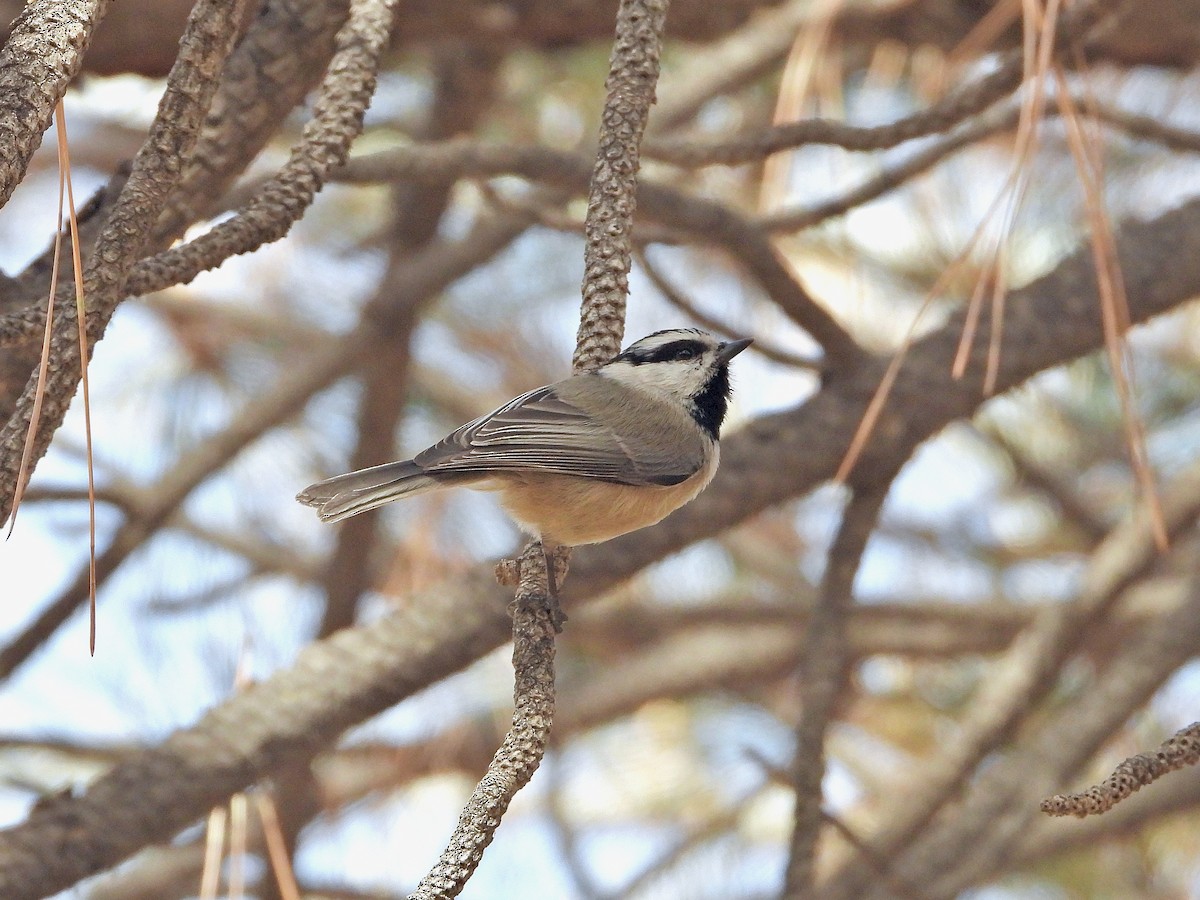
[1042,721,1200,818]
[408,543,559,899]
[573,0,669,372]
[0,0,245,522]
[338,141,865,367]
[784,486,888,896]
[0,0,110,211]
[644,0,1124,166]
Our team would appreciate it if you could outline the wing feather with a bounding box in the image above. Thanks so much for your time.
[413,382,699,486]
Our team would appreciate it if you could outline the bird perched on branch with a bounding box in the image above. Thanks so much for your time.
[297,328,751,548]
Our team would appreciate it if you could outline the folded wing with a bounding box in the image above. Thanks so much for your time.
[414,382,700,487]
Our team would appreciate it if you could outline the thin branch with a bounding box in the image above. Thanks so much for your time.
[785,485,888,896]
[1042,721,1200,818]
[408,543,559,899]
[1018,761,1200,863]
[573,0,670,372]
[1091,103,1200,153]
[759,102,1024,233]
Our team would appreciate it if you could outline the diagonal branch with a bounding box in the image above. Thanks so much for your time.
[151,0,350,243]
[784,485,888,896]
[123,0,398,301]
[1042,721,1200,818]
[0,0,245,523]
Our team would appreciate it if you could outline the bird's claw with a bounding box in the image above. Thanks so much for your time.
[496,542,571,632]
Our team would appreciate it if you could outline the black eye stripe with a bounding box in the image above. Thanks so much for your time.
[616,339,708,365]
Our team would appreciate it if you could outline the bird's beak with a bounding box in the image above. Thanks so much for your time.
[716,337,753,363]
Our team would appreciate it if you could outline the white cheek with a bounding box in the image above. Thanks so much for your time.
[603,361,703,399]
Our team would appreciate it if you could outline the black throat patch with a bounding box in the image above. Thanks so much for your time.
[690,364,731,440]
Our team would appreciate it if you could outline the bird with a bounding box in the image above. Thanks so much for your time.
[296,328,752,549]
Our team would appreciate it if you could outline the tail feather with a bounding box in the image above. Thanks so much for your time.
[296,460,442,523]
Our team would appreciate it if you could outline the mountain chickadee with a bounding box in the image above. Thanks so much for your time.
[296,328,752,547]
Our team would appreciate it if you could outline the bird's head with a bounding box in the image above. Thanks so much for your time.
[601,328,752,439]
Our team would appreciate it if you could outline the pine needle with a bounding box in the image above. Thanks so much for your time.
[199,805,228,899]
[55,102,100,653]
[1054,65,1167,551]
[256,792,302,900]
[8,101,99,654]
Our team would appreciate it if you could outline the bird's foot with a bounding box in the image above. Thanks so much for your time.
[495,542,571,632]
[543,543,571,597]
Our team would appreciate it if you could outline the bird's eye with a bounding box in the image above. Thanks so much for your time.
[674,347,696,361]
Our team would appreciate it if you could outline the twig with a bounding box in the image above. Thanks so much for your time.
[759,102,1024,233]
[1018,757,1200,863]
[408,543,559,899]
[1042,721,1200,818]
[573,0,670,372]
[1091,103,1200,153]
[648,78,1016,167]
[123,0,399,301]
[785,485,887,896]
